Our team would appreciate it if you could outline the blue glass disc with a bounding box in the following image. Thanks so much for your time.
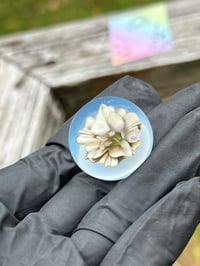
[69,96,153,181]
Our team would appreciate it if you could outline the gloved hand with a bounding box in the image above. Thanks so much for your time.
[72,81,200,265]
[0,76,199,266]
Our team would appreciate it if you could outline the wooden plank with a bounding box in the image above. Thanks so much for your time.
[0,58,65,169]
[0,0,199,88]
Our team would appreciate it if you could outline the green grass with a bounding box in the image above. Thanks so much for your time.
[0,0,161,36]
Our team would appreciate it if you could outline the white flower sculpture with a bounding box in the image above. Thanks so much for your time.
[76,104,142,167]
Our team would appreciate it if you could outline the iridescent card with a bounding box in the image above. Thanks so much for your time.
[109,2,174,66]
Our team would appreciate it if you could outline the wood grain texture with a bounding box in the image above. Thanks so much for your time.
[0,0,200,167]
[0,58,65,168]
[0,0,199,88]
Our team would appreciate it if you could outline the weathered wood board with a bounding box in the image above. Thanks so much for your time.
[0,0,199,89]
[1,0,200,167]
[0,58,65,168]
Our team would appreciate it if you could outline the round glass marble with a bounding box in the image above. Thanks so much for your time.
[68,96,153,181]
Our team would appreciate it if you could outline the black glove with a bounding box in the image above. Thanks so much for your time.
[71,82,200,265]
[101,176,200,265]
[0,76,161,265]
[0,77,199,265]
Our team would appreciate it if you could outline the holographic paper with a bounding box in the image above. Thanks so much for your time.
[109,3,174,66]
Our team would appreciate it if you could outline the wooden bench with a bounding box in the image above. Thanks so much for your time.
[0,0,200,168]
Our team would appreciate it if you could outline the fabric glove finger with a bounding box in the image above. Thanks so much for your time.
[71,93,200,265]
[101,176,200,266]
[0,202,86,266]
[0,76,161,220]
